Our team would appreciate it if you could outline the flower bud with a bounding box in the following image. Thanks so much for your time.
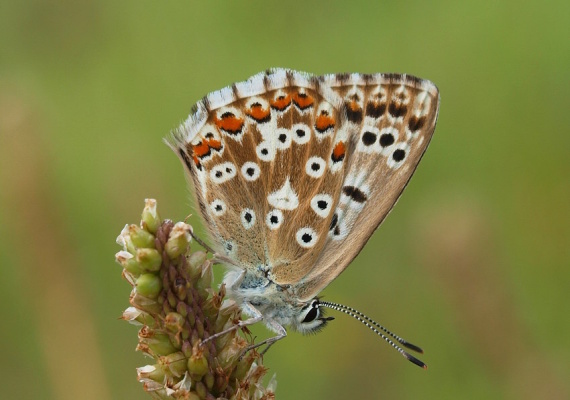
[142,198,161,234]
[122,306,156,327]
[164,312,185,334]
[117,224,136,253]
[194,381,207,400]
[116,250,143,275]
[217,336,246,369]
[188,342,209,380]
[136,248,162,272]
[137,364,165,383]
[187,251,207,279]
[232,350,257,381]
[196,262,213,298]
[130,292,162,315]
[129,224,156,248]
[165,222,192,259]
[136,273,162,299]
[203,371,215,391]
[214,301,239,332]
[143,332,177,356]
[158,351,187,378]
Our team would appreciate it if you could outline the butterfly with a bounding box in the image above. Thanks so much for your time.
[167,68,439,368]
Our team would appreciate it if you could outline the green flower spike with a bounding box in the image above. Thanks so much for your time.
[115,199,276,399]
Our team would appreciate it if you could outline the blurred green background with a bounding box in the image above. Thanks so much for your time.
[1,1,568,399]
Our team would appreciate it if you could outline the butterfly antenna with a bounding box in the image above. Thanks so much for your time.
[319,301,427,370]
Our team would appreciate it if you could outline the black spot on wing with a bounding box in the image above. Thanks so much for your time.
[342,186,367,203]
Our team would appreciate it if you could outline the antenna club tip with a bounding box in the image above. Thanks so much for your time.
[405,353,427,369]
[422,364,428,370]
[402,341,424,354]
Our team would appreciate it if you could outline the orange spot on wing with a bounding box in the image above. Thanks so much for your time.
[246,104,271,122]
[207,139,222,151]
[292,92,314,110]
[270,94,291,111]
[349,100,361,112]
[315,113,335,132]
[192,155,200,166]
[332,141,346,162]
[192,141,210,157]
[215,113,244,133]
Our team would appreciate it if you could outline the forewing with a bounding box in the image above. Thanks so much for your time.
[294,73,440,301]
[167,69,352,279]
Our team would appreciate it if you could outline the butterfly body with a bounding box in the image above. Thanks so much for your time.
[168,68,439,349]
[224,269,321,335]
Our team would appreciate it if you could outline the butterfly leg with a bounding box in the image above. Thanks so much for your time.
[201,301,263,345]
[242,317,287,356]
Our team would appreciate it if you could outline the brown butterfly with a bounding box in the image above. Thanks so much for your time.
[167,68,439,368]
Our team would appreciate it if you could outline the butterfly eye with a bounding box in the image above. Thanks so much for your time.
[302,306,319,323]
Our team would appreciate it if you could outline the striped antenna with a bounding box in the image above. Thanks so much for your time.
[319,301,427,369]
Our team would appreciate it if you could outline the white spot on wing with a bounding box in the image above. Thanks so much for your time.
[267,178,299,210]
[256,141,275,162]
[392,85,410,104]
[310,194,333,218]
[215,106,242,121]
[210,199,226,216]
[291,123,311,145]
[240,208,256,229]
[266,209,284,230]
[413,90,431,117]
[275,128,292,150]
[241,161,261,181]
[245,97,270,112]
[305,156,326,178]
[296,227,318,248]
[210,162,237,184]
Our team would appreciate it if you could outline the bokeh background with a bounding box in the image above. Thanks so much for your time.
[1,1,568,399]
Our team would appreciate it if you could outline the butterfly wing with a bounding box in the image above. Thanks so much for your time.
[167,69,439,298]
[167,69,352,280]
[294,73,440,301]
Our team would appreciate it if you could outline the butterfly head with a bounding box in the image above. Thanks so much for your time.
[292,298,335,335]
